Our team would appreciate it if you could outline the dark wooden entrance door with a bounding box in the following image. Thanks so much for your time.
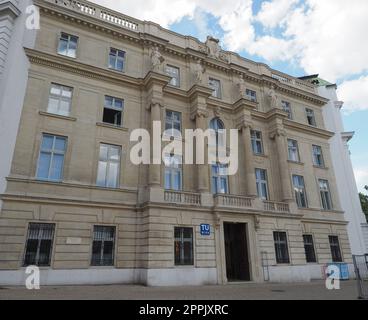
[224,222,250,281]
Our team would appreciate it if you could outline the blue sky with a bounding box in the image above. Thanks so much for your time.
[92,0,368,193]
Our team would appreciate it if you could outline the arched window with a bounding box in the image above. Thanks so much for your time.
[210,118,225,148]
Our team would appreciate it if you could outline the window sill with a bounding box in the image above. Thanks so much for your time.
[288,160,304,166]
[313,165,328,170]
[253,153,268,158]
[39,111,77,122]
[96,122,129,131]
[57,53,77,60]
[108,67,125,73]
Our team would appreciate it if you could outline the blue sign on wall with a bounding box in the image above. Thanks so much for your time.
[200,224,211,236]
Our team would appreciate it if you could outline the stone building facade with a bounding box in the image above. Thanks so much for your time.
[0,0,355,286]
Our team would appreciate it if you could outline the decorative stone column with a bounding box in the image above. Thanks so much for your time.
[143,71,171,191]
[234,99,258,198]
[240,124,257,197]
[270,128,293,202]
[188,84,213,196]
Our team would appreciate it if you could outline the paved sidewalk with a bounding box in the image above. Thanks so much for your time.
[0,280,360,300]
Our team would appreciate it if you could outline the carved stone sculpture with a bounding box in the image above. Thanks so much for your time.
[194,60,205,84]
[268,85,279,109]
[237,74,247,99]
[150,46,165,72]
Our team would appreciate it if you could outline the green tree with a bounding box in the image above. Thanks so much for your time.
[360,186,368,222]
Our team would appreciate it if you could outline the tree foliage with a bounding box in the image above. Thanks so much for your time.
[360,186,368,222]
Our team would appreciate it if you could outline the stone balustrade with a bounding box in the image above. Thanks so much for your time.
[164,190,201,205]
[45,0,140,32]
[263,201,290,213]
[214,194,254,209]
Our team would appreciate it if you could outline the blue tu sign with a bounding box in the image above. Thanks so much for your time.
[200,224,211,236]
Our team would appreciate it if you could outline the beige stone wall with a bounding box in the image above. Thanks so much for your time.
[0,1,353,284]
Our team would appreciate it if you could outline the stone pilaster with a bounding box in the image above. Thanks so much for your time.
[188,84,213,194]
[270,127,293,202]
[143,71,171,189]
[0,1,20,78]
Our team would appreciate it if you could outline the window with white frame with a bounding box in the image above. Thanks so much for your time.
[165,65,180,87]
[293,175,308,208]
[282,101,293,120]
[255,168,269,200]
[306,108,316,126]
[319,179,333,210]
[312,145,325,167]
[174,227,194,266]
[96,144,121,188]
[164,154,182,191]
[246,89,257,102]
[109,48,125,72]
[36,134,67,181]
[211,164,229,194]
[23,223,55,267]
[287,139,300,162]
[209,78,221,99]
[47,83,73,116]
[103,96,124,127]
[91,226,116,266]
[165,110,181,137]
[251,130,264,155]
[57,32,78,58]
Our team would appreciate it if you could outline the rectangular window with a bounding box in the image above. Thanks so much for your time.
[23,223,55,267]
[319,179,333,210]
[174,227,194,266]
[209,78,221,99]
[103,96,124,127]
[329,236,343,263]
[91,226,116,266]
[47,83,73,116]
[282,101,293,120]
[287,139,300,162]
[165,110,182,137]
[293,175,308,208]
[57,32,78,58]
[165,65,180,87]
[164,154,182,191]
[109,48,125,72]
[274,232,290,264]
[306,108,316,126]
[211,164,229,194]
[96,144,121,188]
[312,145,325,167]
[303,235,317,263]
[246,89,257,102]
[251,130,264,155]
[36,134,67,181]
[255,168,269,200]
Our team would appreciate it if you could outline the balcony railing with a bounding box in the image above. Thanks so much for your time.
[263,201,290,213]
[45,0,140,32]
[214,194,253,209]
[271,72,315,93]
[164,190,201,205]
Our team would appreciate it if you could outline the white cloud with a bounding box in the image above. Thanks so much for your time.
[89,0,368,112]
[337,76,368,113]
[354,167,368,193]
[255,0,299,29]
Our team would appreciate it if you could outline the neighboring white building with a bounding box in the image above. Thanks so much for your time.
[301,75,368,256]
[0,0,36,210]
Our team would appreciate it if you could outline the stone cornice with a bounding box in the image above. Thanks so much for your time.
[34,0,329,106]
[143,71,171,89]
[284,119,335,139]
[187,84,214,101]
[25,48,143,87]
[0,1,21,18]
